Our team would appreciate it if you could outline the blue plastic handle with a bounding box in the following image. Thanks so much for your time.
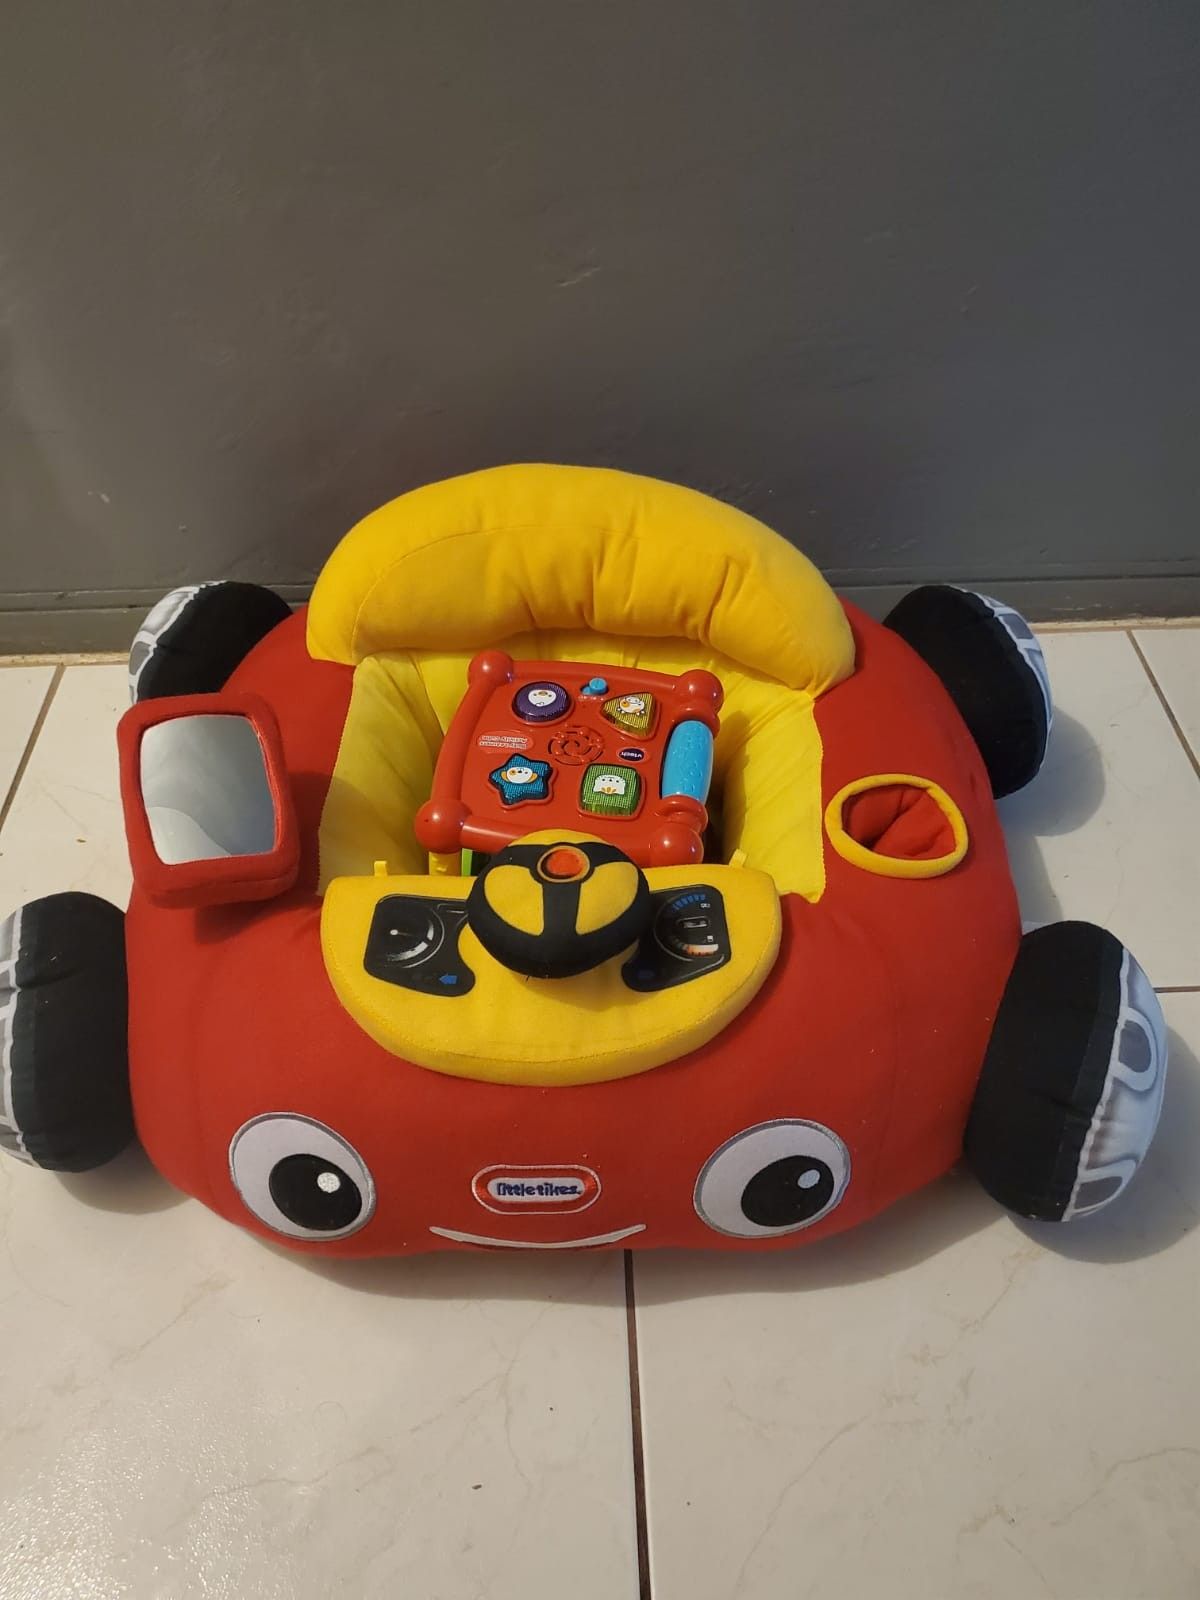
[661,720,714,804]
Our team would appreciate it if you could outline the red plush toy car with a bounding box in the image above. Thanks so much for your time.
[0,467,1166,1256]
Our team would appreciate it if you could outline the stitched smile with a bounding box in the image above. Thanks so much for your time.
[427,1223,646,1250]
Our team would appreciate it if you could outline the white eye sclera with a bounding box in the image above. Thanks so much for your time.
[229,1113,376,1240]
[694,1120,850,1238]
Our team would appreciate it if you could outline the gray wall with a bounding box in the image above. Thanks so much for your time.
[2,1,1198,650]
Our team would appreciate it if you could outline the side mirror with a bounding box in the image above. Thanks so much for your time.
[118,693,299,907]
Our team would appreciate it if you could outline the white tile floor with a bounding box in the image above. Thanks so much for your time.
[0,625,1197,1600]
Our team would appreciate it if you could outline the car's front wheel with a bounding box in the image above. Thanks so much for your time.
[963,921,1166,1221]
[0,893,132,1170]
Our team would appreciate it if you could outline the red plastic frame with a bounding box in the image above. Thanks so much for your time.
[414,650,722,867]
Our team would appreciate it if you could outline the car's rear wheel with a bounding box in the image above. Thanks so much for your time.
[129,581,291,703]
[0,893,133,1171]
[884,586,1051,797]
[964,922,1166,1220]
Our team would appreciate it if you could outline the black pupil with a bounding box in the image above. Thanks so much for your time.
[740,1155,835,1228]
[268,1153,363,1232]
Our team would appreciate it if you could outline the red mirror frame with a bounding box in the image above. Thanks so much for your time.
[118,692,300,909]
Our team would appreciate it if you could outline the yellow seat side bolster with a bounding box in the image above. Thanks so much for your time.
[317,653,443,887]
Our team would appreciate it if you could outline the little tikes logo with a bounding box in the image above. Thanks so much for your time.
[472,1164,600,1215]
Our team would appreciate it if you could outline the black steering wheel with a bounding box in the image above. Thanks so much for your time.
[467,835,651,979]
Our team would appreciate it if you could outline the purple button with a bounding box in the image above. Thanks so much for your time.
[513,681,570,723]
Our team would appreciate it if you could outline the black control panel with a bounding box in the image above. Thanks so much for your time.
[364,895,475,996]
[621,885,731,993]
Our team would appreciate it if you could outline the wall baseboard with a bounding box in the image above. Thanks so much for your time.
[1,574,1197,654]
[0,587,311,655]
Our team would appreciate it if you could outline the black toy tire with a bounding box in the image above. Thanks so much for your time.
[963,922,1166,1221]
[128,581,291,702]
[884,585,1052,797]
[0,893,133,1171]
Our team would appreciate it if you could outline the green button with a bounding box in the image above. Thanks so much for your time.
[580,763,641,817]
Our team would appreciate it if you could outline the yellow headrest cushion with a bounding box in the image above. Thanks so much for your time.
[306,464,853,693]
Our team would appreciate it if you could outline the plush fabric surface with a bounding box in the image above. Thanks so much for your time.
[123,599,1023,1255]
[306,463,854,694]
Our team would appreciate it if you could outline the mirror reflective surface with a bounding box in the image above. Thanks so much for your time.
[141,715,277,864]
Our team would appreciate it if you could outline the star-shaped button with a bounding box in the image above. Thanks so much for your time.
[489,757,553,806]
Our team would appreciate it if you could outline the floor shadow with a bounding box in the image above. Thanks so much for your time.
[56,1140,186,1216]
[997,709,1107,928]
[630,1173,1002,1307]
[290,1242,626,1308]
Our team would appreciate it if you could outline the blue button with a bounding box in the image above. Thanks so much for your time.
[438,973,459,986]
[582,676,608,696]
[662,720,714,805]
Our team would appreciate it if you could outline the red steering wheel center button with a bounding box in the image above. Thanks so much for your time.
[538,846,590,883]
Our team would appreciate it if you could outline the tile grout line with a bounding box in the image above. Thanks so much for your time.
[0,653,126,668]
[1124,633,1200,993]
[1126,631,1200,784]
[1033,616,1200,634]
[623,1251,653,1600]
[0,665,64,837]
